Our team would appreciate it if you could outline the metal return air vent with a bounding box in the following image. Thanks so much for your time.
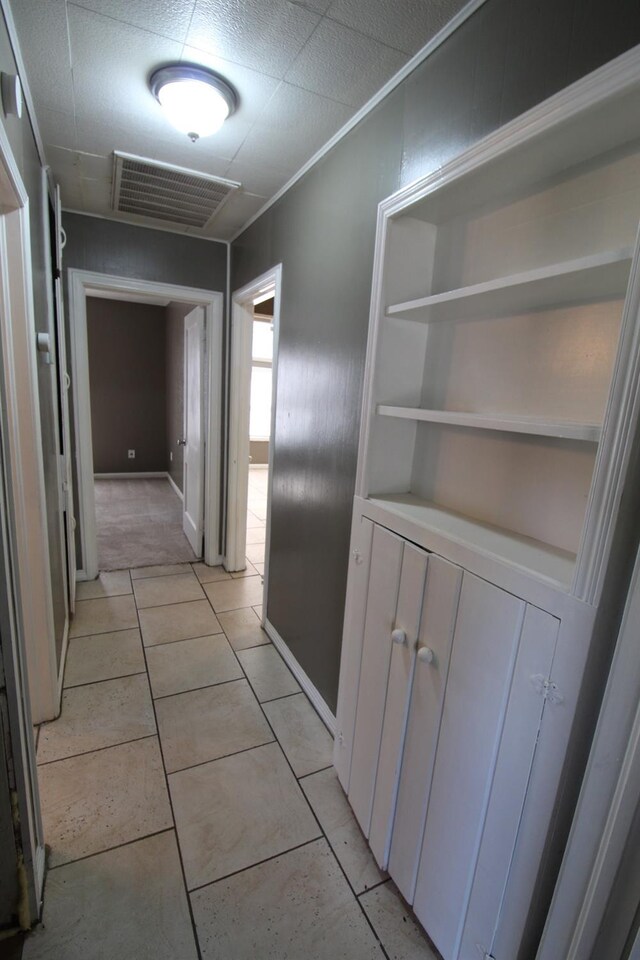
[112,152,240,230]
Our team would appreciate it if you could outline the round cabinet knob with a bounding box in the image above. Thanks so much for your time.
[391,628,407,645]
[417,646,435,664]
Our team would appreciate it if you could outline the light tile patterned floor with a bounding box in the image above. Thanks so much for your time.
[24,472,437,958]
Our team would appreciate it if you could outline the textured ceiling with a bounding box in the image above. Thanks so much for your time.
[10,0,469,240]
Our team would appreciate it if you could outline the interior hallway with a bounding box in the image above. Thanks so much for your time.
[95,478,199,570]
[26,560,433,959]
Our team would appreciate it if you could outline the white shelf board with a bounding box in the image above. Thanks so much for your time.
[386,248,633,324]
[376,405,602,442]
[368,493,576,588]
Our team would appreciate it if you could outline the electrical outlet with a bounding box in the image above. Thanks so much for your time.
[128,449,135,459]
[169,451,173,461]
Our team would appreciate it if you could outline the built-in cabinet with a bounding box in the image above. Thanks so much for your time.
[334,54,640,960]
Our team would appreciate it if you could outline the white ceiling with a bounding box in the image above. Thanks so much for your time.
[10,0,468,240]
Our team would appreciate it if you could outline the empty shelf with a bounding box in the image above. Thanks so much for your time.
[368,494,576,588]
[386,248,633,323]
[376,405,602,441]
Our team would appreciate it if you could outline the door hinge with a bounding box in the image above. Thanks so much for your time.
[530,674,564,705]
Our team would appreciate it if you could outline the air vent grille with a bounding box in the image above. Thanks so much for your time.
[112,152,240,230]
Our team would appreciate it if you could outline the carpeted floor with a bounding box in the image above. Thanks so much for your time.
[95,478,199,570]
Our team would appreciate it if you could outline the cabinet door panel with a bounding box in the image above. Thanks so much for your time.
[348,524,404,835]
[389,554,463,900]
[413,573,525,960]
[369,542,428,867]
[461,605,558,960]
[334,516,375,790]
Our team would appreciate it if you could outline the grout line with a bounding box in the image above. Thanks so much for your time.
[66,624,141,641]
[165,738,277,777]
[134,594,211,611]
[356,877,391,898]
[62,669,147,692]
[260,690,303,705]
[46,827,177,872]
[296,764,334,781]
[152,674,247,701]
[133,599,204,960]
[187,836,324,895]
[142,630,225,649]
[36,733,158,768]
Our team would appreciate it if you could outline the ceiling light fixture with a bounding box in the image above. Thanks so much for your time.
[149,64,237,143]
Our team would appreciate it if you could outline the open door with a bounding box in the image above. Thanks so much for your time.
[183,306,205,555]
[53,184,76,612]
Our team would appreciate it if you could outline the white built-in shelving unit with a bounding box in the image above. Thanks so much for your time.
[334,49,640,960]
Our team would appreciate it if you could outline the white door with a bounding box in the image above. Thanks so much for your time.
[53,185,76,611]
[183,306,205,555]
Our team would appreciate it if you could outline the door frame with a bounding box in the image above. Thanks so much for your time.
[68,270,224,579]
[182,305,206,554]
[227,264,282,605]
[0,115,48,920]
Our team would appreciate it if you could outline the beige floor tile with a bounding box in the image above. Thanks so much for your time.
[247,499,267,521]
[191,563,232,584]
[130,563,193,580]
[246,518,266,530]
[191,839,382,960]
[360,881,437,960]
[301,768,386,895]
[170,742,320,889]
[254,562,265,576]
[230,561,258,579]
[245,542,266,564]
[263,693,333,777]
[146,634,242,698]
[64,629,144,688]
[236,644,300,702]
[203,575,263,613]
[139,599,221,647]
[217,607,269,651]
[75,570,132,600]
[37,675,156,764]
[252,604,263,619]
[156,679,272,774]
[245,527,266,545]
[69,595,138,638]
[23,832,198,960]
[133,572,205,608]
[39,737,172,867]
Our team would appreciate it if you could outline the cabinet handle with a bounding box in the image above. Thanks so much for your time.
[417,645,435,664]
[391,628,407,645]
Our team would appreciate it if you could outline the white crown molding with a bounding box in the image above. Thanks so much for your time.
[230,0,490,243]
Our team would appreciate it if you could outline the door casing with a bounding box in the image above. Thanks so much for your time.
[68,270,224,579]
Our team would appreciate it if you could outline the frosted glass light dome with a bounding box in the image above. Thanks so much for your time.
[150,65,237,142]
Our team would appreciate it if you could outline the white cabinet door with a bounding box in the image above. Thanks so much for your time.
[348,523,405,836]
[411,572,556,960]
[388,554,463,899]
[368,541,428,866]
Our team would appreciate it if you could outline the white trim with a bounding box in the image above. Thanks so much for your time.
[0,112,47,922]
[264,617,336,736]
[55,618,69,708]
[166,471,184,501]
[227,264,281,587]
[94,471,168,480]
[230,0,489,243]
[68,270,223,579]
[538,548,640,960]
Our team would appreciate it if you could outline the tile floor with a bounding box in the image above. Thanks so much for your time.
[23,464,437,958]
[25,561,436,960]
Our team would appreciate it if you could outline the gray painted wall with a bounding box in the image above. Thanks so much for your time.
[165,301,192,493]
[87,298,167,474]
[232,0,640,716]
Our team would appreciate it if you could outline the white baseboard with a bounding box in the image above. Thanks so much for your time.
[76,569,88,582]
[263,617,336,736]
[94,471,168,480]
[55,619,69,717]
[166,472,184,501]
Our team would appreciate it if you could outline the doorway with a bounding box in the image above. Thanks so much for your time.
[227,265,281,608]
[68,272,223,580]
